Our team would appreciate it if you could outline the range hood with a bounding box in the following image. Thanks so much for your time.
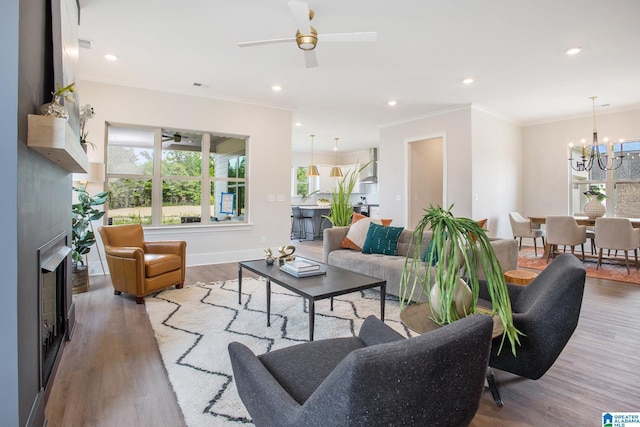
[358,147,378,184]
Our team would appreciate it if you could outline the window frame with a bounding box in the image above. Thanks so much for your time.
[105,123,249,227]
[569,140,640,217]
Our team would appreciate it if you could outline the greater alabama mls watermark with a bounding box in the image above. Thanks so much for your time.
[603,413,640,427]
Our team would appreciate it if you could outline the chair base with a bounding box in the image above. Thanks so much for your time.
[597,248,639,275]
[486,368,503,407]
[115,282,185,305]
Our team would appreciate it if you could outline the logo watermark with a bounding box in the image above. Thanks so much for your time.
[603,413,640,427]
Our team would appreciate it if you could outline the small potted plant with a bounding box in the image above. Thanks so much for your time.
[583,185,607,219]
[264,248,275,265]
[40,82,76,120]
[79,104,97,151]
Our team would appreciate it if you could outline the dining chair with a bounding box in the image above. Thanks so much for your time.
[545,216,587,263]
[574,212,596,255]
[594,217,640,274]
[508,212,545,257]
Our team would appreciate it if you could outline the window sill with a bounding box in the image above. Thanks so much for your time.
[143,222,253,235]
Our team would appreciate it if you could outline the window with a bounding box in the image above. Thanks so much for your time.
[106,125,248,226]
[292,166,311,197]
[570,141,640,217]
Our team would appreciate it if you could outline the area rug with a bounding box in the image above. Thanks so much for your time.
[517,246,640,284]
[144,278,409,426]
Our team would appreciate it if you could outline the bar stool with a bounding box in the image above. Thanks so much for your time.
[291,206,307,241]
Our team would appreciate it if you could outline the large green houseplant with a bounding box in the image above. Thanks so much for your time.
[322,162,371,227]
[72,186,109,292]
[399,205,521,355]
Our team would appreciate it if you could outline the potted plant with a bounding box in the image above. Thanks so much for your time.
[40,82,76,120]
[79,104,97,151]
[583,185,607,219]
[399,205,521,355]
[322,162,371,227]
[71,186,109,293]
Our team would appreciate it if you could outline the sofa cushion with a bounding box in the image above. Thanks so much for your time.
[421,238,439,266]
[144,253,182,277]
[340,213,392,250]
[361,223,405,255]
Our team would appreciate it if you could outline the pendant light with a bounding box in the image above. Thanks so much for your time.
[306,134,319,176]
[330,137,343,177]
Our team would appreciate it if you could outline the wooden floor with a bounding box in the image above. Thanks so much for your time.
[45,241,640,426]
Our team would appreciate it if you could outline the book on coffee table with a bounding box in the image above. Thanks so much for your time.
[280,261,326,278]
[283,259,320,272]
[280,267,326,278]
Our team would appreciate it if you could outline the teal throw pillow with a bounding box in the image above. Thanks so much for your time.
[361,222,404,255]
[422,239,439,266]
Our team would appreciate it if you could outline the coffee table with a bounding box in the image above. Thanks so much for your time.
[238,259,386,341]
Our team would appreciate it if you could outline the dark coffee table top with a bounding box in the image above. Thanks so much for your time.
[239,258,385,300]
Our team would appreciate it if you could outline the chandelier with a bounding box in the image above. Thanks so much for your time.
[568,96,625,172]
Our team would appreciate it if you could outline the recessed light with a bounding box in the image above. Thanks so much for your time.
[295,122,302,127]
[566,46,582,55]
[272,85,282,92]
[104,54,118,61]
[387,100,397,107]
[462,78,474,85]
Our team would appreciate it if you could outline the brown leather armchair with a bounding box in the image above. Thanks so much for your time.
[98,224,186,304]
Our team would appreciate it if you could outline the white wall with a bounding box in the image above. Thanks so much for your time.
[522,107,640,218]
[471,107,522,238]
[79,81,293,272]
[378,106,522,237]
[379,107,473,227]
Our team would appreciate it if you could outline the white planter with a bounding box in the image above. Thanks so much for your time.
[583,199,606,219]
[429,276,472,320]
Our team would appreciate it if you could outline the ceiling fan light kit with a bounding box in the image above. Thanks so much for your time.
[296,28,318,50]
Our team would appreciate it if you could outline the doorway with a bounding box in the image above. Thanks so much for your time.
[408,137,444,229]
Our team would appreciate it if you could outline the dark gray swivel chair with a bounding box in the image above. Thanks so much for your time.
[228,314,493,427]
[478,253,586,403]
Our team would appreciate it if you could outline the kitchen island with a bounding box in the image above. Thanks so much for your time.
[292,205,362,240]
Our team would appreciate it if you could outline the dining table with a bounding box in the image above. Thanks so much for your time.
[528,216,640,228]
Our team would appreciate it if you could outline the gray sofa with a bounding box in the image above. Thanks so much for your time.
[323,226,518,300]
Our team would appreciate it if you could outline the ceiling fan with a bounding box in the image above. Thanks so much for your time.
[238,1,377,68]
[162,131,183,142]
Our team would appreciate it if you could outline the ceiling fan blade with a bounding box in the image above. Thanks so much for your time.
[304,50,318,68]
[319,32,378,42]
[288,1,311,33]
[238,37,296,47]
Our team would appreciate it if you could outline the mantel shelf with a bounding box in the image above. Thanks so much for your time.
[27,114,89,173]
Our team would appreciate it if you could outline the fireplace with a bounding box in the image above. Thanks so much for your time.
[38,232,71,388]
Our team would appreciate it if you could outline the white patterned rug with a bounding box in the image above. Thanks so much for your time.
[145,278,410,426]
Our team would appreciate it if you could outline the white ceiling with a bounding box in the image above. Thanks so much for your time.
[77,0,640,153]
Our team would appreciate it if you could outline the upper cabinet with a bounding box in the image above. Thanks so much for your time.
[317,166,338,193]
[316,164,362,194]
